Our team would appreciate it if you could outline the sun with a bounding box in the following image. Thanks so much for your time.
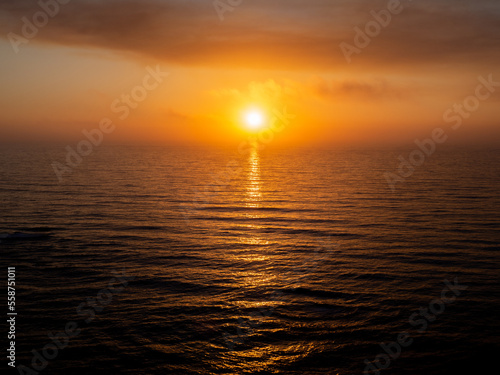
[244,110,265,130]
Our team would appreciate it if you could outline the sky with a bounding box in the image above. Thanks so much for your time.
[0,0,499,146]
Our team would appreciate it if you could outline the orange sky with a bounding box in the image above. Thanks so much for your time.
[0,0,499,146]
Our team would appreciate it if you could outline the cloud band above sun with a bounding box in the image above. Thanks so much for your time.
[1,0,499,71]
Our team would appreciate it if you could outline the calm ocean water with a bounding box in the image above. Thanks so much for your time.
[1,145,499,374]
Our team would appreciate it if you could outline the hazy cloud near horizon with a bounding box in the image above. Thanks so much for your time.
[1,0,499,70]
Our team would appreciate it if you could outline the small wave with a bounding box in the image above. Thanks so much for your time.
[282,287,357,300]
[0,232,52,241]
[199,205,319,213]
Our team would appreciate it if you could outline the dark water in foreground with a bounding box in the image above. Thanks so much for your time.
[1,145,499,374]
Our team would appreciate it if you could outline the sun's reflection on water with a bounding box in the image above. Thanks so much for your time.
[245,146,261,209]
[238,145,269,246]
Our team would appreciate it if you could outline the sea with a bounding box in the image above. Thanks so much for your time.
[1,144,499,374]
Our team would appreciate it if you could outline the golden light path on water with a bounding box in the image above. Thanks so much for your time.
[240,145,269,247]
[237,145,272,290]
[232,144,317,369]
[246,146,261,210]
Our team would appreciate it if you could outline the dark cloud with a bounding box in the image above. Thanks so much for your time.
[0,0,499,70]
[313,76,412,100]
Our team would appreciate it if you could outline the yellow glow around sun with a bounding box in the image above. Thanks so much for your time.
[244,110,265,130]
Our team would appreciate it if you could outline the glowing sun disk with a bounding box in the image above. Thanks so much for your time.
[245,110,264,130]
